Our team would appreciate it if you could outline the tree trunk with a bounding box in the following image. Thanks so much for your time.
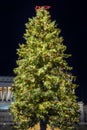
[40,120,47,130]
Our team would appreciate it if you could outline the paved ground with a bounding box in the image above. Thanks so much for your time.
[77,125,87,130]
[0,125,15,130]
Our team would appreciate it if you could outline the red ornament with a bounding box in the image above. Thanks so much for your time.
[35,5,51,10]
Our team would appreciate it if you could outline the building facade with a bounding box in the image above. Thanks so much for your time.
[0,76,14,124]
[0,76,13,103]
[78,101,87,124]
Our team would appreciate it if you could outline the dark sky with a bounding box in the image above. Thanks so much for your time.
[0,0,87,103]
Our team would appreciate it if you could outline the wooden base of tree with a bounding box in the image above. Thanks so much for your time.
[40,120,47,130]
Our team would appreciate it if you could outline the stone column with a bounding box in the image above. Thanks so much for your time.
[78,101,84,123]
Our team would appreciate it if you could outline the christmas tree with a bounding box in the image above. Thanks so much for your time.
[10,6,79,130]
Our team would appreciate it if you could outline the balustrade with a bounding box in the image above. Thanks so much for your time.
[0,87,13,102]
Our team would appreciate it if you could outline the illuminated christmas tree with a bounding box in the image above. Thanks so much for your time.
[11,6,79,130]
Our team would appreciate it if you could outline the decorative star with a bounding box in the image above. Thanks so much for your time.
[35,5,51,10]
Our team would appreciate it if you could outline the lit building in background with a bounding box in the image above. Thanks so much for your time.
[0,76,14,110]
[78,102,87,124]
[0,76,14,124]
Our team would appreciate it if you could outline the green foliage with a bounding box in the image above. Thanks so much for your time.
[10,7,79,130]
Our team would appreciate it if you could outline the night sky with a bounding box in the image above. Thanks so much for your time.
[0,1,87,103]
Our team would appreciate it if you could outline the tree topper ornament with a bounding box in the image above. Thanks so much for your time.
[35,5,51,10]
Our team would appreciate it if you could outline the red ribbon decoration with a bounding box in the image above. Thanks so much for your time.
[35,5,51,10]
